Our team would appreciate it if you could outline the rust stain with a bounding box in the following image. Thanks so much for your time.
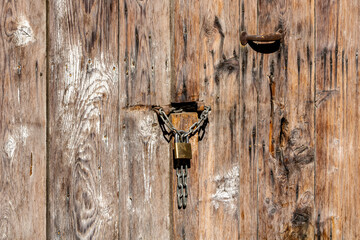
[269,121,274,156]
[123,105,152,111]
[30,152,33,176]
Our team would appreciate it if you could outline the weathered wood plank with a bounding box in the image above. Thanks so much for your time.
[257,0,315,239]
[119,0,171,107]
[118,1,171,239]
[238,0,258,238]
[172,0,200,102]
[315,0,360,238]
[48,0,119,238]
[0,0,46,238]
[197,1,241,239]
[119,109,171,240]
[314,1,340,238]
[170,113,199,240]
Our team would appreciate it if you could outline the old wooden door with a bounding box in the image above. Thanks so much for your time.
[0,0,359,239]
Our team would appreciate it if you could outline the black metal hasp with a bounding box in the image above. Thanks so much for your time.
[240,29,284,46]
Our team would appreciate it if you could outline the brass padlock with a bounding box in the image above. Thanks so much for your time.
[174,133,192,160]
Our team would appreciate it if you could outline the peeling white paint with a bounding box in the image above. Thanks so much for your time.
[211,166,239,213]
[12,17,35,47]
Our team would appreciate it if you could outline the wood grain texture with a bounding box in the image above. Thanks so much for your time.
[1,0,360,239]
[170,113,199,240]
[119,109,171,240]
[197,1,241,239]
[238,0,258,238]
[118,0,171,239]
[0,0,46,239]
[256,0,316,239]
[172,0,200,102]
[315,0,360,238]
[119,0,171,107]
[47,0,119,238]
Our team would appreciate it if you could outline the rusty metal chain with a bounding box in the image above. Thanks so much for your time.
[153,105,210,209]
[153,105,211,140]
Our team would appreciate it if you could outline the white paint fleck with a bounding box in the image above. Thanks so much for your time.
[12,17,35,47]
[98,194,112,221]
[138,115,158,201]
[4,135,16,158]
[211,165,239,213]
[102,135,108,146]
[63,85,75,105]
[4,126,29,158]
[126,198,132,210]
[55,0,66,19]
[19,126,29,142]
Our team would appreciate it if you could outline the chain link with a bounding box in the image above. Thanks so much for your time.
[176,165,188,209]
[176,167,183,208]
[153,105,210,209]
[153,106,211,140]
[182,165,188,207]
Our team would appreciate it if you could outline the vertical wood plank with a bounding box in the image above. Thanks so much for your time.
[119,0,171,107]
[119,0,172,239]
[172,0,200,102]
[119,109,171,240]
[257,0,315,239]
[197,1,241,239]
[48,0,119,238]
[0,0,46,238]
[315,0,360,238]
[314,1,340,238]
[238,0,259,238]
[171,113,199,240]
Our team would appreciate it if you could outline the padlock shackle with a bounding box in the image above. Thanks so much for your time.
[178,130,188,143]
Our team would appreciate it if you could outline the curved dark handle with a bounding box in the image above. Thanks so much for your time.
[240,29,284,46]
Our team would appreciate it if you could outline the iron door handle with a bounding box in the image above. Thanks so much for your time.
[240,29,284,46]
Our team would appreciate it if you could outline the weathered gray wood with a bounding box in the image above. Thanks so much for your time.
[256,0,316,239]
[118,0,172,239]
[119,0,171,107]
[119,109,171,240]
[47,0,119,238]
[314,1,340,238]
[197,1,241,239]
[238,0,259,238]
[0,0,359,239]
[315,0,360,238]
[172,0,200,102]
[0,0,46,239]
